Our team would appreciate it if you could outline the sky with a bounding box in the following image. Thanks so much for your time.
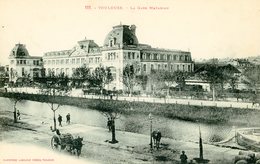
[0,0,260,65]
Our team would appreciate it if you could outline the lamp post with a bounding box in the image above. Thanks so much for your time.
[149,113,153,149]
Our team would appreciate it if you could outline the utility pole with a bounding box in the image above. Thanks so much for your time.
[149,113,153,149]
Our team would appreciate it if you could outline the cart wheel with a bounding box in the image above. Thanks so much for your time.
[51,136,61,151]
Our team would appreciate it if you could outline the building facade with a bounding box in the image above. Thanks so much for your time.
[10,24,194,91]
[8,43,43,83]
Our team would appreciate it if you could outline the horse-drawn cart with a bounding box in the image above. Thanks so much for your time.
[51,132,83,156]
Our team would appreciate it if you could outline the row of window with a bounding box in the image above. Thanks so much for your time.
[141,53,191,61]
[107,52,117,60]
[47,68,74,76]
[142,63,193,72]
[123,52,140,60]
[47,67,112,77]
[10,60,40,66]
[45,57,101,65]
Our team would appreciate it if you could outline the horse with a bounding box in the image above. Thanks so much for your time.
[152,130,162,149]
[71,137,84,157]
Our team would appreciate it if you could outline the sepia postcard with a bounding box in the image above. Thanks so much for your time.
[0,0,260,163]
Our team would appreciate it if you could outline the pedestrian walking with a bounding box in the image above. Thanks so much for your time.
[180,151,188,164]
[66,113,70,124]
[17,110,21,120]
[58,114,62,127]
[107,118,112,132]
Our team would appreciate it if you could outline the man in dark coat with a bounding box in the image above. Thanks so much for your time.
[58,114,62,127]
[180,151,188,164]
[17,110,21,120]
[66,113,70,124]
[107,118,112,132]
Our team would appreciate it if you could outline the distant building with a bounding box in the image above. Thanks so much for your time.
[228,58,253,68]
[8,43,43,83]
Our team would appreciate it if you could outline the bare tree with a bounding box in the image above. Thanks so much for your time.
[38,72,70,131]
[122,63,143,96]
[96,100,124,143]
[9,93,24,123]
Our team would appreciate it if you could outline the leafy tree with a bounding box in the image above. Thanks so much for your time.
[72,66,91,87]
[228,75,239,92]
[88,66,113,94]
[243,65,260,94]
[21,72,31,88]
[196,64,227,101]
[122,63,143,96]
[0,70,8,87]
[243,65,260,104]
[40,68,46,78]
[152,70,189,95]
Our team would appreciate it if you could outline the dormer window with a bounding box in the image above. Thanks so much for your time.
[113,38,116,45]
[109,40,113,47]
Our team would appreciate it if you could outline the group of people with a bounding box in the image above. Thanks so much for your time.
[57,113,70,127]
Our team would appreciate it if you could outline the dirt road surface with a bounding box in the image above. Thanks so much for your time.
[0,110,246,163]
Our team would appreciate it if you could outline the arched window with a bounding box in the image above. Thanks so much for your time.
[154,54,158,60]
[143,64,146,72]
[160,54,163,60]
[151,64,154,71]
[188,65,191,72]
[147,53,150,60]
[167,54,171,60]
[132,52,135,59]
[185,55,189,61]
[110,66,116,79]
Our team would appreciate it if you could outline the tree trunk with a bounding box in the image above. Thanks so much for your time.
[111,119,118,143]
[53,110,56,131]
[129,89,132,97]
[212,85,216,102]
[199,137,203,159]
[14,101,17,123]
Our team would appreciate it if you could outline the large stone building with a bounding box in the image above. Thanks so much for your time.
[8,43,43,83]
[10,24,194,91]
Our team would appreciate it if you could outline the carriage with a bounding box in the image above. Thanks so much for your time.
[51,131,84,156]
